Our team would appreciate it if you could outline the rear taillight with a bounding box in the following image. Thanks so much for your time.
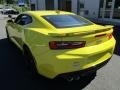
[95,33,112,40]
[49,41,86,49]
[95,34,106,37]
[108,34,112,39]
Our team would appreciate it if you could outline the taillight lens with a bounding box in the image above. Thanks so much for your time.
[49,41,86,49]
[108,34,112,39]
[95,33,112,39]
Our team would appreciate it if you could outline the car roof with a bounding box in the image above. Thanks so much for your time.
[24,10,74,16]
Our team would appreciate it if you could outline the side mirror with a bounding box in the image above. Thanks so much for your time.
[7,19,13,23]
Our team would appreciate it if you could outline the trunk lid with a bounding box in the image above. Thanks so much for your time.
[49,25,113,47]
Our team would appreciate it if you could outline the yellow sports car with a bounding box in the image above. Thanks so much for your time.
[6,11,116,81]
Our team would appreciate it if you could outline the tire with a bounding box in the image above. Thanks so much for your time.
[23,45,39,77]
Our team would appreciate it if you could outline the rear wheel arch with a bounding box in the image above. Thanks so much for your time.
[23,44,32,55]
[23,44,39,76]
[23,44,37,66]
[6,26,10,40]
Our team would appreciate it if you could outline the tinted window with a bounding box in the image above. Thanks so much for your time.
[21,15,32,25]
[43,15,93,28]
[14,14,22,24]
[15,14,32,25]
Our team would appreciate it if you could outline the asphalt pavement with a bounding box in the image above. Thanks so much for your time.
[0,14,120,90]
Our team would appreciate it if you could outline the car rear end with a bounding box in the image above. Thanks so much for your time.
[31,12,116,79]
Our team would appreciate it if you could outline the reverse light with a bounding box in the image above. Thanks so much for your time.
[49,41,86,49]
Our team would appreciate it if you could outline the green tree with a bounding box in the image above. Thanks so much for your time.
[6,0,14,4]
[0,0,4,4]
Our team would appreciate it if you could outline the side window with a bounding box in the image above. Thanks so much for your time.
[14,15,22,24]
[15,14,32,25]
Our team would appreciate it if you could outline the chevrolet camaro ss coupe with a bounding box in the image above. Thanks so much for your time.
[6,11,116,81]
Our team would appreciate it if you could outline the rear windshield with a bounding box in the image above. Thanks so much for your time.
[42,15,93,28]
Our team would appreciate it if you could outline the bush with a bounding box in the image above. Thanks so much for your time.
[12,5,30,13]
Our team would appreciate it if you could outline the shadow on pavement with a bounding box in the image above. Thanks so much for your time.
[0,38,96,90]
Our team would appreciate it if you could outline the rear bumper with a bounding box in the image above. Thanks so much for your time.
[56,58,110,78]
[34,37,116,79]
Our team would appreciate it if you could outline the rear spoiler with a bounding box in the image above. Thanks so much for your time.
[48,25,114,37]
